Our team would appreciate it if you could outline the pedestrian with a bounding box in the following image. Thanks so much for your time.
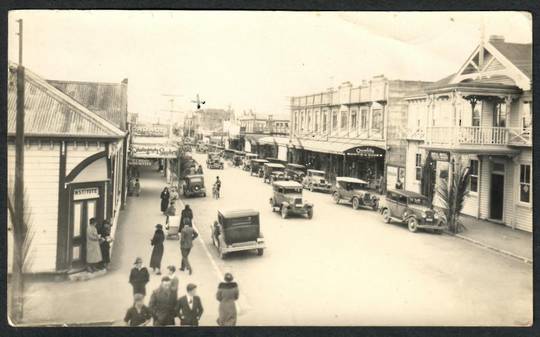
[98,219,112,270]
[167,265,179,299]
[215,176,221,198]
[216,273,239,326]
[149,276,177,326]
[150,224,165,275]
[176,283,204,326]
[86,218,102,272]
[160,187,170,214]
[124,293,152,327]
[179,204,193,232]
[129,257,150,295]
[196,165,203,174]
[134,178,141,197]
[179,223,198,275]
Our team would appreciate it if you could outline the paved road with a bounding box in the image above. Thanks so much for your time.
[182,153,532,326]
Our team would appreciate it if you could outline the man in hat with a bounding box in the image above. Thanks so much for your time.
[129,257,150,295]
[176,283,204,326]
[124,293,152,326]
[179,223,198,275]
[149,276,177,326]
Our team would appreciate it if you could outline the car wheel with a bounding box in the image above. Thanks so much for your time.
[333,192,340,204]
[382,209,391,223]
[257,248,264,256]
[352,197,360,210]
[408,217,419,233]
[307,209,313,219]
[281,207,288,219]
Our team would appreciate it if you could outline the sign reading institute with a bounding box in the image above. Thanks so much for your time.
[73,187,100,201]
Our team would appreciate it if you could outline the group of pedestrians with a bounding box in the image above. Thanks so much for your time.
[126,257,239,327]
[86,218,113,272]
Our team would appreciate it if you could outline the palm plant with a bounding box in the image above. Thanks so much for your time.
[436,164,471,233]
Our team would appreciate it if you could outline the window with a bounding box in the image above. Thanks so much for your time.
[332,110,338,130]
[469,159,479,192]
[494,102,507,127]
[322,113,327,132]
[351,110,357,129]
[341,111,348,129]
[415,154,422,181]
[522,102,532,129]
[360,108,368,129]
[472,102,482,127]
[372,109,383,131]
[307,114,311,131]
[314,112,319,132]
[520,164,531,203]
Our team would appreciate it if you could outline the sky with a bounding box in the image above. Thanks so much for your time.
[8,11,532,123]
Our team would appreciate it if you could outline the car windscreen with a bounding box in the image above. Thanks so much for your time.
[284,188,302,194]
[350,183,367,190]
[409,196,428,206]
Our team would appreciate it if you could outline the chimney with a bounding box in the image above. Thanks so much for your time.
[489,35,505,43]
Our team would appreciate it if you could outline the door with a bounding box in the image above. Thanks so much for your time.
[70,199,97,269]
[490,173,504,220]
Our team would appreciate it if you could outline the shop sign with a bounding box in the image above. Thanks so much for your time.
[344,146,385,157]
[132,124,170,137]
[128,159,153,166]
[74,187,100,201]
[131,144,178,158]
[430,151,450,162]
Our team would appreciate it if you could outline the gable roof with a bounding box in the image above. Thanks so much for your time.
[489,41,532,80]
[47,79,128,130]
[7,63,125,139]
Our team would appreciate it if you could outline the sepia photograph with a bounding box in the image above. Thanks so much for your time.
[5,10,533,328]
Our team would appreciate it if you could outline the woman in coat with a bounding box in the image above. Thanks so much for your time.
[160,187,170,213]
[150,224,165,275]
[86,218,103,272]
[216,273,239,326]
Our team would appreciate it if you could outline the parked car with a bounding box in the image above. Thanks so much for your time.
[183,174,206,197]
[285,163,307,183]
[206,152,224,169]
[263,163,287,183]
[232,150,245,167]
[223,149,235,161]
[332,177,379,210]
[210,209,265,258]
[250,159,268,177]
[269,181,314,219]
[379,189,446,233]
[265,157,287,166]
[243,153,259,171]
[196,143,207,153]
[302,169,332,193]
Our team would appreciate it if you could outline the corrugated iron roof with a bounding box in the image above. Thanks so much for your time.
[7,63,125,138]
[47,79,127,130]
[490,41,532,80]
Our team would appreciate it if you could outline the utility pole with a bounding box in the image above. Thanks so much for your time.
[12,18,26,323]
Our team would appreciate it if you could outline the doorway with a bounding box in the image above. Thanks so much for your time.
[70,199,97,269]
[490,167,505,221]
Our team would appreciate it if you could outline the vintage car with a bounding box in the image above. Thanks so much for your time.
[285,163,307,183]
[232,150,245,167]
[379,189,446,233]
[263,163,287,183]
[211,209,265,258]
[223,149,235,161]
[302,169,332,193]
[183,174,206,197]
[206,152,224,169]
[265,157,287,166]
[196,143,207,153]
[269,181,314,219]
[242,153,259,171]
[332,177,379,210]
[250,159,268,177]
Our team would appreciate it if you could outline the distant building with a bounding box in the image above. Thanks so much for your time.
[404,35,532,232]
[237,111,290,160]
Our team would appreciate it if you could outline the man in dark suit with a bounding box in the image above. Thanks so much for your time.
[176,283,204,326]
[180,223,198,274]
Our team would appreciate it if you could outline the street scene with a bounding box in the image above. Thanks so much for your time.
[6,11,532,327]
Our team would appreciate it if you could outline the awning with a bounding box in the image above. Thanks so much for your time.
[244,134,267,144]
[258,136,290,146]
[290,138,386,156]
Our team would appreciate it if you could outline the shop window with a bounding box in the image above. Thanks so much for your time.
[415,154,422,181]
[360,108,368,129]
[494,102,507,127]
[351,110,357,129]
[372,109,383,131]
[472,102,482,127]
[341,111,348,129]
[520,164,531,203]
[469,159,479,192]
[522,102,532,129]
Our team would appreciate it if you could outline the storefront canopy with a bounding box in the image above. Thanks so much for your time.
[291,138,385,157]
[258,136,290,146]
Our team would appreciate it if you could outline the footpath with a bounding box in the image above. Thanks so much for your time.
[21,166,220,326]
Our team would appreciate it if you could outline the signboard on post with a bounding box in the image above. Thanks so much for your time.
[131,144,177,158]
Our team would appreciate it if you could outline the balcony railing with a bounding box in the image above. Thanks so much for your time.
[419,126,532,147]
